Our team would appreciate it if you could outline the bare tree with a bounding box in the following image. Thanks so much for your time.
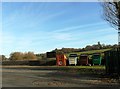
[101,0,120,45]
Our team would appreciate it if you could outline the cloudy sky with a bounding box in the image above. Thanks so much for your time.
[2,2,118,57]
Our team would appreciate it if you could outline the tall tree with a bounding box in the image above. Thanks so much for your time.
[9,52,37,60]
[23,52,37,60]
[0,55,7,60]
[10,52,23,60]
[102,0,120,45]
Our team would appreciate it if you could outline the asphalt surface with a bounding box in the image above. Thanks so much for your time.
[2,66,120,88]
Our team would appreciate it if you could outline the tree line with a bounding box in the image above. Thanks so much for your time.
[51,42,119,53]
[1,42,119,61]
[1,52,37,61]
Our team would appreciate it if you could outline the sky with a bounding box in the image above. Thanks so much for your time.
[1,2,118,57]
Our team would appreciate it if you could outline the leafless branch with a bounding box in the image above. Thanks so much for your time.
[101,1,120,30]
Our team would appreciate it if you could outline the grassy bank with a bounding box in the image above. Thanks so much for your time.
[2,65,105,75]
[66,48,110,55]
[56,66,105,75]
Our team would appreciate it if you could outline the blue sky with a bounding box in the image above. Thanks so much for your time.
[2,2,118,57]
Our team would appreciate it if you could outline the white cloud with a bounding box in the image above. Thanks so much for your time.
[53,22,106,33]
[52,33,71,40]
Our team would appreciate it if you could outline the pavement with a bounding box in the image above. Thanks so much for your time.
[1,66,120,88]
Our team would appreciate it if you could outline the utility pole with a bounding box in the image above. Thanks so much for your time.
[118,1,120,45]
[118,27,120,46]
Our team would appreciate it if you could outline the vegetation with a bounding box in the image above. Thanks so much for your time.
[101,1,120,75]
[0,55,7,60]
[101,1,120,45]
[9,52,37,60]
[102,1,120,30]
[2,43,119,61]
[2,65,105,75]
[57,66,105,74]
[51,42,118,54]
[66,49,110,56]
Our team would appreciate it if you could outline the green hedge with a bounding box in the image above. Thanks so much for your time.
[2,60,56,66]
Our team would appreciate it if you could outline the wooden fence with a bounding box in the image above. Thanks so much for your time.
[104,47,120,75]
